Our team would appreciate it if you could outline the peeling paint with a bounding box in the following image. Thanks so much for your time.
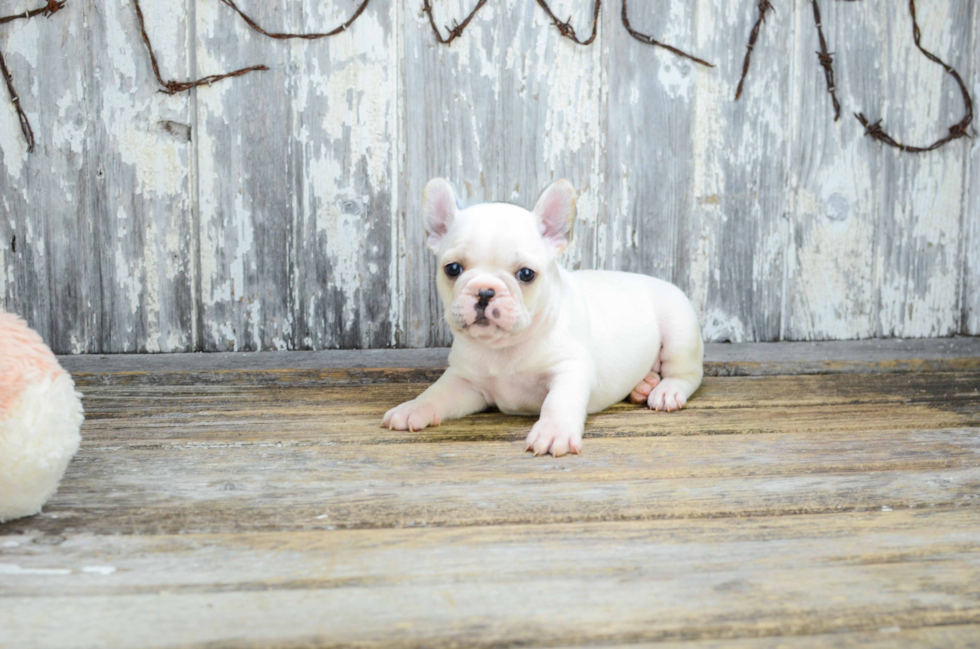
[0,0,976,353]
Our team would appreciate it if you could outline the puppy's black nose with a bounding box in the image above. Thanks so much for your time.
[477,289,495,308]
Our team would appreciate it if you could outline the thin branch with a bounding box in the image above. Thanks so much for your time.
[734,0,772,100]
[0,47,34,152]
[535,0,601,46]
[423,0,488,45]
[218,0,370,40]
[0,0,64,26]
[855,0,974,152]
[132,0,267,95]
[621,0,713,68]
[810,0,840,120]
[0,0,66,153]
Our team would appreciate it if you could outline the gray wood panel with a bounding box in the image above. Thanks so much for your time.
[497,0,603,272]
[194,0,396,351]
[401,0,504,347]
[963,1,979,336]
[784,0,880,340]
[0,0,976,352]
[0,0,196,353]
[873,1,971,338]
[601,0,699,293]
[686,0,792,342]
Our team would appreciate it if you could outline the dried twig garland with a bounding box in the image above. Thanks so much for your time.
[621,0,714,68]
[0,0,65,152]
[133,0,267,95]
[855,0,974,152]
[734,0,772,100]
[810,0,841,120]
[0,48,34,152]
[536,0,600,46]
[219,0,370,40]
[422,0,488,44]
[1,0,974,158]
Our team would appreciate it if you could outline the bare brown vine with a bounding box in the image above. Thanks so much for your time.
[855,0,973,152]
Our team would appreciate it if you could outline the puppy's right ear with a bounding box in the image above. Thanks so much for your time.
[422,178,458,252]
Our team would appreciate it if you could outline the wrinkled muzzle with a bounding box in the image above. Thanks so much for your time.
[451,275,523,334]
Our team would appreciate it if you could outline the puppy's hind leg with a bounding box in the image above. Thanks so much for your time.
[648,298,704,412]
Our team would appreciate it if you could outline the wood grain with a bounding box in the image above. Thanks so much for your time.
[401,0,502,347]
[784,0,879,340]
[2,510,980,647]
[2,355,980,645]
[2,1,976,352]
[873,0,972,338]
[601,0,699,290]
[0,0,196,353]
[964,0,980,336]
[56,337,980,385]
[193,0,397,352]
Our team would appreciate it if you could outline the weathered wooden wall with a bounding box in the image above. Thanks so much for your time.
[0,0,976,353]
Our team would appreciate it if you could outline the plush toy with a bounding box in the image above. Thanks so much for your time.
[0,311,83,523]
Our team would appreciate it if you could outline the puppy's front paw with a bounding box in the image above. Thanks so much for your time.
[525,418,583,457]
[382,400,440,432]
[648,378,692,412]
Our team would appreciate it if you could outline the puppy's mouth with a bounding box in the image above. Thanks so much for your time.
[472,305,502,327]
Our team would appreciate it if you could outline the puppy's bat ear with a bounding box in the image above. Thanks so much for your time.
[422,178,459,252]
[533,179,576,254]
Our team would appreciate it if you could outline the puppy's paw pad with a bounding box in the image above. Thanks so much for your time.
[525,419,583,458]
[382,401,439,432]
[648,379,690,413]
[629,371,662,404]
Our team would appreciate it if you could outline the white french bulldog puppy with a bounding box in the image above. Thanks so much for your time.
[383,178,704,457]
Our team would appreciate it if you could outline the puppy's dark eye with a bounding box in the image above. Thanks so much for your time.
[517,268,536,283]
[445,262,463,278]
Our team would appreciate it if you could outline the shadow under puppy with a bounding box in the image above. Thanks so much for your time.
[384,179,704,457]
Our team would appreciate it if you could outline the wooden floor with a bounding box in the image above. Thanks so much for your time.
[2,339,980,648]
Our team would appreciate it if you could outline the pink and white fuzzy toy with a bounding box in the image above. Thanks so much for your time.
[0,312,83,522]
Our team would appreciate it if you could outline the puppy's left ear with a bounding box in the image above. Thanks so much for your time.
[532,179,576,254]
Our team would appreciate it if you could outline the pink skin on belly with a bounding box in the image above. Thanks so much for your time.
[0,312,65,416]
[458,277,520,331]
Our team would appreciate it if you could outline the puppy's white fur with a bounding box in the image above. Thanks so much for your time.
[383,179,704,457]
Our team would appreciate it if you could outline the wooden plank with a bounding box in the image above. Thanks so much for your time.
[69,372,980,446]
[5,384,979,532]
[75,371,980,413]
[0,0,196,353]
[964,1,980,336]
[625,625,980,648]
[9,439,978,534]
[401,0,502,347]
[873,0,972,337]
[784,0,880,340]
[686,0,792,343]
[601,0,699,293]
[57,337,980,384]
[2,510,979,646]
[2,509,977,595]
[194,0,397,351]
[497,0,603,272]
